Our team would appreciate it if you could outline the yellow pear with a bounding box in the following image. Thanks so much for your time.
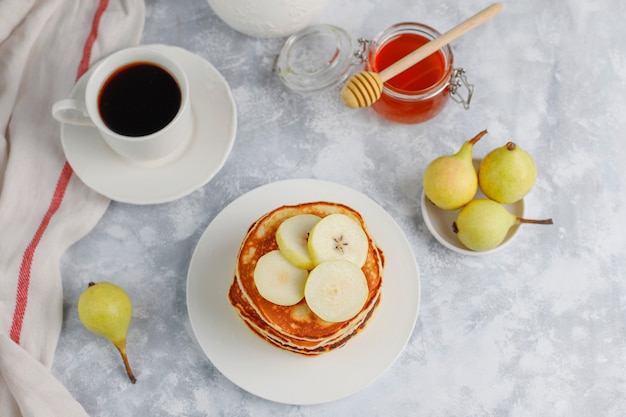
[478,142,537,203]
[78,281,136,383]
[453,199,553,251]
[423,130,487,210]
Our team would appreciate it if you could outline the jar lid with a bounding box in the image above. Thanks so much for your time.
[275,24,356,94]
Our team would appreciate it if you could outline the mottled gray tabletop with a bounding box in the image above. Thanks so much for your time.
[52,0,626,416]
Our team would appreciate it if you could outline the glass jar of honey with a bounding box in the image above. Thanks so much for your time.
[366,22,472,124]
[275,23,474,124]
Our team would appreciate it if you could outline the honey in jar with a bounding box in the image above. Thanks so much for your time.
[367,22,457,124]
[275,23,473,124]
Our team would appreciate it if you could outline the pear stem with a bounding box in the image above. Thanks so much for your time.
[468,129,488,145]
[506,142,516,151]
[115,342,137,384]
[518,218,553,225]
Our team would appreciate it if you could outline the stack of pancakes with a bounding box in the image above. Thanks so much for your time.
[228,201,385,356]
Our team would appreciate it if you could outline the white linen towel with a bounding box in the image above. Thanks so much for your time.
[0,0,144,415]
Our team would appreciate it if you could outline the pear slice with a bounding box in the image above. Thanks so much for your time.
[254,250,308,306]
[307,213,369,267]
[276,214,321,270]
[304,260,369,323]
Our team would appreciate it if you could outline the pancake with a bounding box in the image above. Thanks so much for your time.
[227,201,384,355]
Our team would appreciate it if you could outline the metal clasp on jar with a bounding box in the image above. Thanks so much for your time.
[449,68,474,109]
[354,38,370,63]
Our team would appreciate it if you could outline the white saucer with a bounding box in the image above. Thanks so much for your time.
[60,45,237,204]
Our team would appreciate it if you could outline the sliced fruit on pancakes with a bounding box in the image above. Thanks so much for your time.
[228,201,384,355]
[254,250,308,306]
[305,260,369,323]
[308,213,369,267]
[275,213,321,270]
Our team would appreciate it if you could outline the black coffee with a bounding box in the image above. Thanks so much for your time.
[98,62,181,137]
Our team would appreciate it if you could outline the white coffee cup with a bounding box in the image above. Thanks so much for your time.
[52,46,192,162]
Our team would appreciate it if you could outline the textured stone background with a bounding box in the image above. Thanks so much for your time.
[53,0,626,416]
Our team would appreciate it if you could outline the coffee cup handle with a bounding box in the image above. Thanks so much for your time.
[52,99,95,126]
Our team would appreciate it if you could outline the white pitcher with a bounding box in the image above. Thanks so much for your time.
[207,0,330,38]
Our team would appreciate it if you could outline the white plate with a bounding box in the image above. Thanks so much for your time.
[60,45,237,204]
[421,159,525,255]
[186,179,420,405]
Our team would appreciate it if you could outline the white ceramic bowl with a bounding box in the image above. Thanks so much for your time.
[421,159,525,256]
[206,0,330,38]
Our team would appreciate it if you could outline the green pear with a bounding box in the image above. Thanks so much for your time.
[78,281,136,383]
[478,142,537,204]
[453,199,553,251]
[423,130,487,210]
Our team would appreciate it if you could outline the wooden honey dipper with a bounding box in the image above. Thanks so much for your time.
[341,3,503,109]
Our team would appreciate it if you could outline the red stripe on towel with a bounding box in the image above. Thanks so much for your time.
[10,0,109,344]
[77,0,109,80]
[10,163,73,342]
